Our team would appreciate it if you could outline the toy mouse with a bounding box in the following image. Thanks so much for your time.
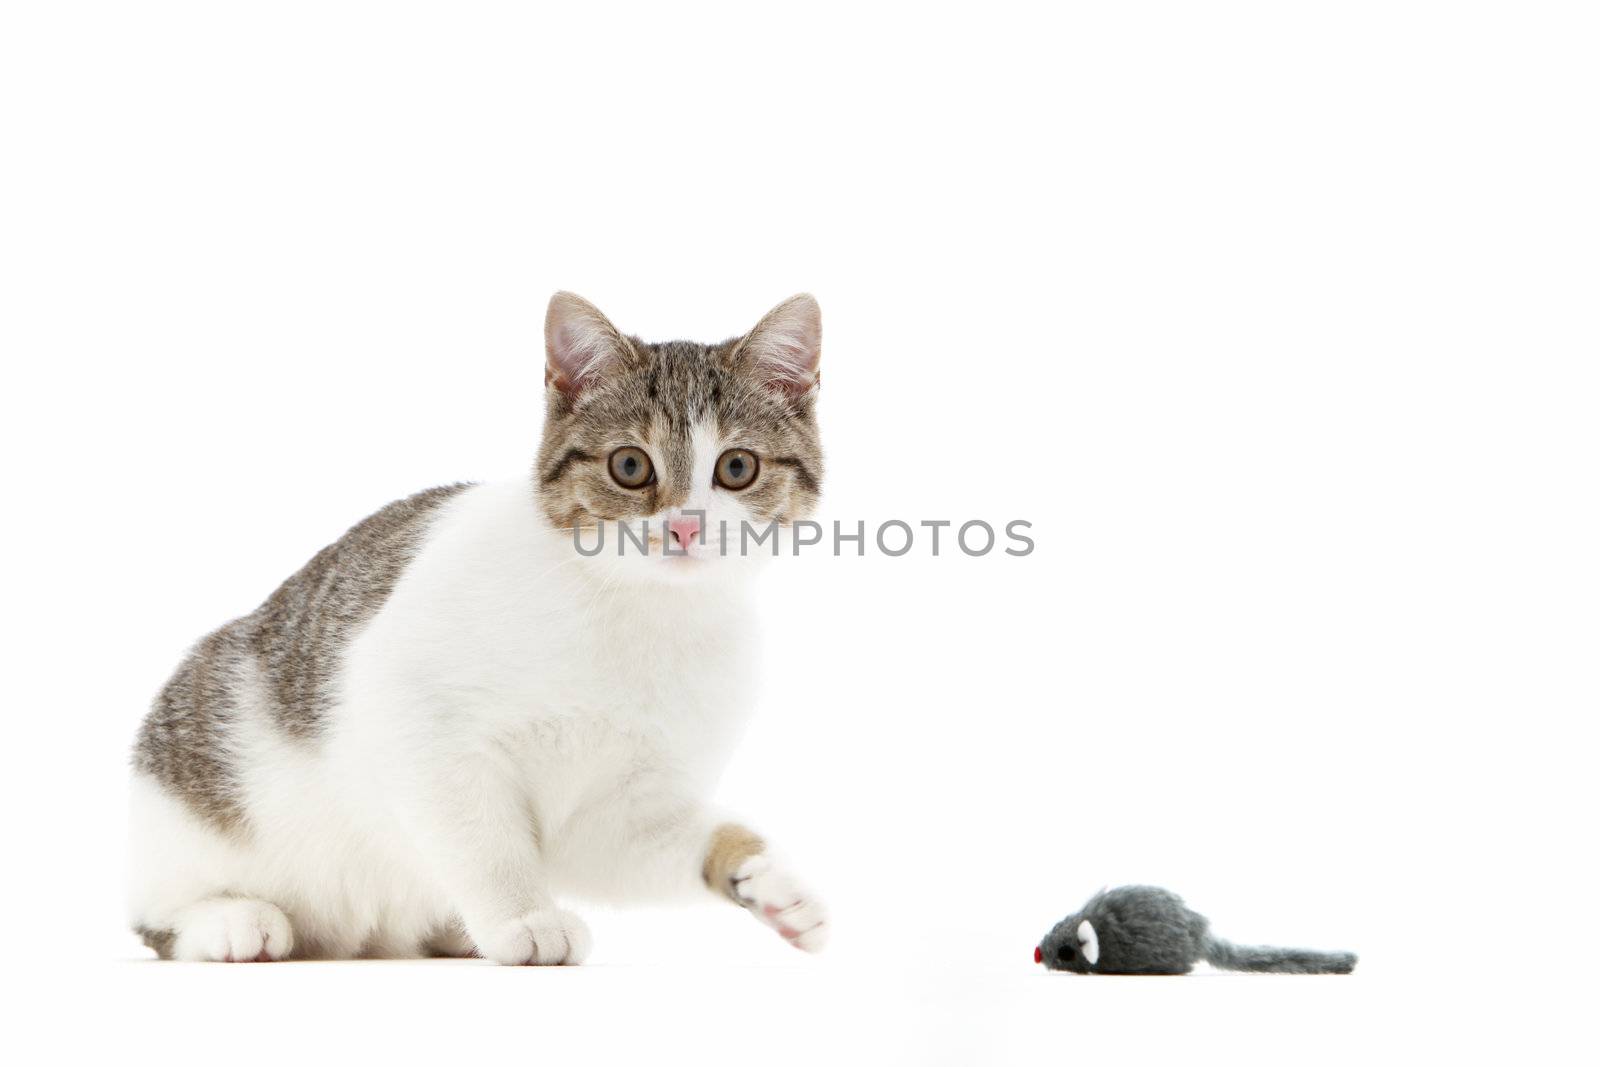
[1035,886,1357,975]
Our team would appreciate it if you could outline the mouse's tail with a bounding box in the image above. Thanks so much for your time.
[1204,939,1357,974]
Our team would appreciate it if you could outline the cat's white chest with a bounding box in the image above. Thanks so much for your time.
[347,481,763,796]
[443,573,760,856]
[540,591,759,780]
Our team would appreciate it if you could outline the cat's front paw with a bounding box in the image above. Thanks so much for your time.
[475,909,591,966]
[731,856,829,952]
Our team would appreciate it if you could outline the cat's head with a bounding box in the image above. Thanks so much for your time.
[535,292,823,584]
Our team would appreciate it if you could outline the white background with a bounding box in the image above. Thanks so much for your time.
[2,2,1595,1063]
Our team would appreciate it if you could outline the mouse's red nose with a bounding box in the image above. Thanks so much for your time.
[1034,946,1043,964]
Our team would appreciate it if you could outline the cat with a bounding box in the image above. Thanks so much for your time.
[128,292,828,963]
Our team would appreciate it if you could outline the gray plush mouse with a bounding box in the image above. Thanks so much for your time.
[1036,886,1356,975]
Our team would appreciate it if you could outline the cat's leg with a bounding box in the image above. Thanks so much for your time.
[398,756,590,966]
[702,823,830,953]
[128,773,300,961]
[570,793,829,953]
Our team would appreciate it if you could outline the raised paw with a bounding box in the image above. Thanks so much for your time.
[172,898,294,962]
[731,856,829,953]
[474,909,591,966]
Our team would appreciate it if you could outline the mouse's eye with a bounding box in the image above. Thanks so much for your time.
[1056,942,1075,963]
[1077,920,1100,966]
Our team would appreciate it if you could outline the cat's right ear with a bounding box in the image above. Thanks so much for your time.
[731,294,822,398]
[545,291,630,400]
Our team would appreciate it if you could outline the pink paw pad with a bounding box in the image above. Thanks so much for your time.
[760,903,805,940]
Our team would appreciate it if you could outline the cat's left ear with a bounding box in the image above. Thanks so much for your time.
[731,294,822,398]
[545,291,632,400]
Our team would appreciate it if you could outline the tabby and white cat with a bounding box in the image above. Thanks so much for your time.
[128,293,828,963]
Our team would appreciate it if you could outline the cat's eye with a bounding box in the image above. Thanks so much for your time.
[608,447,655,489]
[715,448,759,490]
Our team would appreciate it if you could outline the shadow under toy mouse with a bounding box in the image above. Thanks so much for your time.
[1036,886,1357,975]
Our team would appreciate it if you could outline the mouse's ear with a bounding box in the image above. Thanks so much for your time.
[1077,920,1100,966]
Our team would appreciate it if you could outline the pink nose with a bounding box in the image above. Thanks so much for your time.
[668,516,701,549]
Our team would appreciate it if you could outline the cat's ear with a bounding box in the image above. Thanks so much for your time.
[545,291,631,399]
[732,293,822,398]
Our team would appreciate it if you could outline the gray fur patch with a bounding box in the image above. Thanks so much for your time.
[132,483,471,832]
[131,624,256,832]
[138,925,176,960]
[251,483,472,736]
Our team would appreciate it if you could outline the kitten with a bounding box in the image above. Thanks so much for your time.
[128,292,828,963]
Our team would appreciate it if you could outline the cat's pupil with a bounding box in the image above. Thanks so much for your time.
[623,457,638,475]
[728,458,744,476]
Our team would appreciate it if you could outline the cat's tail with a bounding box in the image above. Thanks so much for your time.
[1204,938,1357,974]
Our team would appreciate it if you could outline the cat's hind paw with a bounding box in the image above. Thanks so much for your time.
[731,856,829,953]
[475,908,591,965]
[171,898,294,962]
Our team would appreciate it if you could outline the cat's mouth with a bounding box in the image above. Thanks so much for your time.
[643,535,730,562]
[663,547,723,565]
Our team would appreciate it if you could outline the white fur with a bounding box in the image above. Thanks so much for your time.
[171,898,294,962]
[128,457,822,962]
[731,855,829,953]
